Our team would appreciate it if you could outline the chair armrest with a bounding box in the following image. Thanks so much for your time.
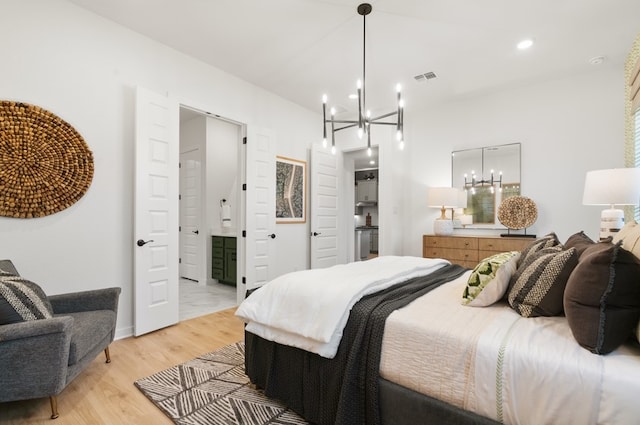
[0,316,73,342]
[49,287,121,315]
[0,317,74,401]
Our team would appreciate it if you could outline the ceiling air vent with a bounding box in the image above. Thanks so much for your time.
[414,72,437,82]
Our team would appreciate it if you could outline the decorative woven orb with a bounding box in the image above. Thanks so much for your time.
[497,196,538,230]
[0,101,94,218]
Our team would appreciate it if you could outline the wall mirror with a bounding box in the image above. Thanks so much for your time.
[451,143,521,228]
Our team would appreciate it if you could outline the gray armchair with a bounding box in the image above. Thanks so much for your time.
[0,259,121,419]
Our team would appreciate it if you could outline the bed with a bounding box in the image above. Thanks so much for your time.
[236,234,640,425]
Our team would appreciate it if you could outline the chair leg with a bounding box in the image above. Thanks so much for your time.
[104,346,111,363]
[49,396,59,419]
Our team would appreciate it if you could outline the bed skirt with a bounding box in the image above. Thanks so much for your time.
[245,330,498,425]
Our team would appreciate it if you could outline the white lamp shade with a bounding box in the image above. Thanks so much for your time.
[428,187,460,208]
[583,168,640,206]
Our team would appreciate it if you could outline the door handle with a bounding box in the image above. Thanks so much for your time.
[136,239,154,247]
[192,230,199,234]
[268,233,276,239]
[312,232,322,236]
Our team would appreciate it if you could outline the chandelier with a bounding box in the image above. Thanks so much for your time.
[464,170,503,194]
[322,3,404,155]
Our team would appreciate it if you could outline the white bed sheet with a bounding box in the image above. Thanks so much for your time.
[379,271,640,425]
[237,256,448,358]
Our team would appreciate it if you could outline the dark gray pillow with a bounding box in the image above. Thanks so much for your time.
[508,247,578,317]
[564,241,640,354]
[563,231,596,259]
[0,270,53,325]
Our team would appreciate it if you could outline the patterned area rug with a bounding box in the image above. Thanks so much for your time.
[134,342,308,424]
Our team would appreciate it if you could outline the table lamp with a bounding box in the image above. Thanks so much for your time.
[428,187,460,236]
[583,168,640,240]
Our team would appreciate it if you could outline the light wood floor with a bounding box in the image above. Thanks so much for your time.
[0,308,244,425]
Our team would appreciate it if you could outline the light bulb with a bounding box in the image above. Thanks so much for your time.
[357,80,362,89]
[399,140,405,150]
[399,99,405,108]
[357,128,364,139]
[331,145,336,155]
[396,83,402,93]
[367,147,372,157]
[330,107,336,116]
[396,130,402,141]
[322,94,327,103]
[322,138,327,148]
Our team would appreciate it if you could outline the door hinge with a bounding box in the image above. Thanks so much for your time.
[242,183,247,191]
[179,258,182,264]
[242,277,246,284]
[179,162,182,168]
[242,230,246,237]
[243,137,247,145]
[179,225,181,232]
[179,194,182,200]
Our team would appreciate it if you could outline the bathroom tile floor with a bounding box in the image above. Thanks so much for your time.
[179,278,237,321]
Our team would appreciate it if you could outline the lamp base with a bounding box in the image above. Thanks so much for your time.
[599,208,624,241]
[434,218,454,236]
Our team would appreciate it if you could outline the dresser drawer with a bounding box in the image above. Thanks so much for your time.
[424,247,479,263]
[478,238,531,253]
[423,236,478,250]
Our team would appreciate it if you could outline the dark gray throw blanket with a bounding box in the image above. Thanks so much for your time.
[245,263,468,425]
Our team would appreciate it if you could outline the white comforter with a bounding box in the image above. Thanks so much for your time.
[380,271,640,425]
[235,256,448,358]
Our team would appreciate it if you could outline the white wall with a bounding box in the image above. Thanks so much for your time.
[0,1,627,339]
[403,68,625,255]
[0,0,316,338]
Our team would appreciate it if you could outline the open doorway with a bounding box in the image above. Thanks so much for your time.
[178,107,239,321]
[344,147,379,262]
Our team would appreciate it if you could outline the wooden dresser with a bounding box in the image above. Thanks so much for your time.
[422,235,532,269]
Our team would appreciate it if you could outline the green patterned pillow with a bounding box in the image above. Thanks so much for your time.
[462,251,520,307]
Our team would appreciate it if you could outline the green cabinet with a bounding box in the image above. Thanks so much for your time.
[212,236,237,286]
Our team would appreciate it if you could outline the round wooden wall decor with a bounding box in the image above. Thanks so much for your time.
[0,101,94,218]
[497,196,538,230]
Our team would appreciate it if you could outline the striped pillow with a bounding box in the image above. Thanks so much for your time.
[508,247,578,317]
[517,232,561,267]
[0,270,53,325]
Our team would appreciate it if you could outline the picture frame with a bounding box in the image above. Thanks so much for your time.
[275,156,306,223]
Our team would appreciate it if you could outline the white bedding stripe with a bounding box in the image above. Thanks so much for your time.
[381,272,640,425]
[236,256,448,355]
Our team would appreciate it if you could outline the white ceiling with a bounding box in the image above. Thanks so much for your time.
[68,0,640,119]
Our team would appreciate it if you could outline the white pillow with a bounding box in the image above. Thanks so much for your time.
[462,251,520,307]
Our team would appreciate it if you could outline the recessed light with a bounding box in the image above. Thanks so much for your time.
[589,56,605,65]
[369,160,375,165]
[517,39,534,50]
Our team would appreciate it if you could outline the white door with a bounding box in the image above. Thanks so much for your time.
[134,86,179,336]
[179,149,201,281]
[245,127,276,291]
[310,143,341,268]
